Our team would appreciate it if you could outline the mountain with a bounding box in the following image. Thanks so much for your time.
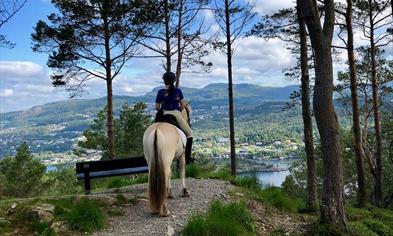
[0,83,298,156]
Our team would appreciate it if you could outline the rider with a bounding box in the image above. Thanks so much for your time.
[155,72,193,163]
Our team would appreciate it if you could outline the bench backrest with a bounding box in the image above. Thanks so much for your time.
[76,156,148,179]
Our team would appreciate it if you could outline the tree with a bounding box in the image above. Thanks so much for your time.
[334,0,368,207]
[299,0,347,226]
[0,142,46,197]
[249,6,318,211]
[77,102,151,159]
[0,0,26,48]
[138,0,212,87]
[354,0,392,207]
[214,0,255,176]
[32,0,156,159]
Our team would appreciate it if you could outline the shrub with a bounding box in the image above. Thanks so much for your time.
[183,201,255,236]
[232,175,260,191]
[362,219,393,236]
[256,187,302,213]
[63,199,106,232]
[347,222,378,236]
[0,142,46,197]
[346,207,373,221]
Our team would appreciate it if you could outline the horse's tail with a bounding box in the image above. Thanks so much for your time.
[148,126,167,213]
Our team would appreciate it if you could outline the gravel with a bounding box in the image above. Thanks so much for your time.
[93,178,234,236]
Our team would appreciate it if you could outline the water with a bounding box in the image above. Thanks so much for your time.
[46,165,57,172]
[242,159,294,187]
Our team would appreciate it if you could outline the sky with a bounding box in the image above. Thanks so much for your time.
[0,0,391,113]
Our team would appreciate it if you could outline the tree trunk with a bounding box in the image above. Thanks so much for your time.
[104,12,115,160]
[300,0,346,226]
[346,0,367,207]
[225,0,236,176]
[175,0,184,87]
[164,0,171,72]
[297,2,318,212]
[369,0,383,207]
[106,79,115,159]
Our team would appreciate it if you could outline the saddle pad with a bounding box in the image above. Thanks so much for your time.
[175,127,187,147]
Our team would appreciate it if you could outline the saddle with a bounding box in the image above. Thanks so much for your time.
[154,110,187,146]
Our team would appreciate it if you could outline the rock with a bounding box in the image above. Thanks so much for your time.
[89,195,117,206]
[32,203,55,223]
[51,221,70,233]
[6,203,17,216]
[167,225,175,236]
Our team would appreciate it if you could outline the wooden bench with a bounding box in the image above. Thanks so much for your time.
[76,156,148,194]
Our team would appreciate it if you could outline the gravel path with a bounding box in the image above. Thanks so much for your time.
[93,178,233,236]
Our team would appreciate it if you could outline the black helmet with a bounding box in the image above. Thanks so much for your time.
[162,72,176,84]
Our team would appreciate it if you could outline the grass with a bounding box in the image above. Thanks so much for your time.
[183,201,255,236]
[231,175,303,213]
[92,174,148,190]
[62,199,106,232]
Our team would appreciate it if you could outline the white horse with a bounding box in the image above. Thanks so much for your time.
[143,103,191,217]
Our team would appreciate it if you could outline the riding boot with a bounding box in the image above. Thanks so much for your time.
[185,137,193,164]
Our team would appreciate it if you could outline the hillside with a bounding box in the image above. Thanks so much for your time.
[0,83,299,157]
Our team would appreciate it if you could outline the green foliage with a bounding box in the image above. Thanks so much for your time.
[0,142,46,197]
[44,165,82,195]
[78,103,151,159]
[281,175,306,199]
[304,223,347,236]
[362,219,393,236]
[63,199,106,232]
[91,174,148,191]
[256,187,302,213]
[232,175,260,191]
[183,201,255,236]
[185,164,202,178]
[348,222,378,236]
[32,220,55,236]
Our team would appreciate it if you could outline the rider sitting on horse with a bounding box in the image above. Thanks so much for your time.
[155,72,193,162]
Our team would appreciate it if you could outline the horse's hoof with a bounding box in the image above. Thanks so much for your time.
[160,210,170,217]
[182,188,190,197]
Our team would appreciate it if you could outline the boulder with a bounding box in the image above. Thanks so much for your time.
[6,203,17,216]
[32,203,55,223]
[51,221,70,233]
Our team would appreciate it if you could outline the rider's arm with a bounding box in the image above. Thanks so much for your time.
[180,99,186,111]
[156,103,161,111]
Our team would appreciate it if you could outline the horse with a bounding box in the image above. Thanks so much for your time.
[143,103,192,217]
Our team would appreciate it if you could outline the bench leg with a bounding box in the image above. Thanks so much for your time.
[83,170,91,195]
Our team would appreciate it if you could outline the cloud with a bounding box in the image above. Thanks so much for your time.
[0,35,299,112]
[0,61,69,112]
[248,0,295,15]
[0,89,13,97]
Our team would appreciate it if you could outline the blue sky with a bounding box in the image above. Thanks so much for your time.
[2,0,390,113]
[0,0,299,113]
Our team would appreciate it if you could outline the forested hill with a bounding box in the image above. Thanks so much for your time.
[0,83,298,127]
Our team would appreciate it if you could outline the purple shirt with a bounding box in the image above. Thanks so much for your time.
[155,88,184,111]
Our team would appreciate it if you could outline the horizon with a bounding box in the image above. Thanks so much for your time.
[0,82,299,114]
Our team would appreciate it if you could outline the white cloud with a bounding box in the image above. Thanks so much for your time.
[248,0,295,15]
[0,89,13,97]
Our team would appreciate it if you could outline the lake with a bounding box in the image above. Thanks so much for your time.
[241,159,294,187]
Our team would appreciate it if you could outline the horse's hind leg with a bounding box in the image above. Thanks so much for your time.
[180,153,189,197]
[160,165,171,217]
[167,169,173,199]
